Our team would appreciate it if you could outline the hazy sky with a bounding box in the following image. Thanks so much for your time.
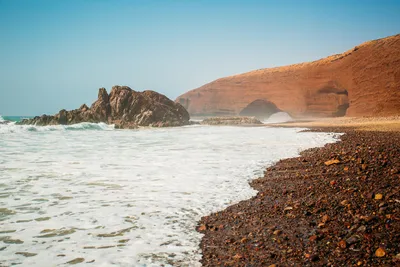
[1,0,399,115]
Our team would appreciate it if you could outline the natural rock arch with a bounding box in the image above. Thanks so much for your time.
[239,99,281,120]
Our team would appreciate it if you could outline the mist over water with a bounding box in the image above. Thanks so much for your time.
[0,122,339,266]
[262,112,293,124]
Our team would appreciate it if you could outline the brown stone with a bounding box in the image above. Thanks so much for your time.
[338,240,347,249]
[375,247,386,257]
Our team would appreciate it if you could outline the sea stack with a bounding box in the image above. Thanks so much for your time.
[19,86,190,129]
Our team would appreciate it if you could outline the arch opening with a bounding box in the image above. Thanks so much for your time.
[239,99,281,120]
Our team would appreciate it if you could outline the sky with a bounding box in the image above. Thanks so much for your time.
[0,0,399,116]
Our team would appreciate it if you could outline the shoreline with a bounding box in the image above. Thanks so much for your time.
[197,125,400,266]
[266,116,400,132]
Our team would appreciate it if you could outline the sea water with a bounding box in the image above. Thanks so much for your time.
[0,117,339,266]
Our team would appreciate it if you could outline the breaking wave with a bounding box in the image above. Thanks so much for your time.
[0,121,115,134]
[263,112,293,123]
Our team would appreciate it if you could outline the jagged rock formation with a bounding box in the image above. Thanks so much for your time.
[177,34,400,118]
[19,86,190,128]
[200,117,262,126]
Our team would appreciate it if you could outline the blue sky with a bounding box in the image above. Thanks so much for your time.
[0,0,399,116]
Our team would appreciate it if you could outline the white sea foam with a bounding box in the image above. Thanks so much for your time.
[0,122,115,134]
[0,124,339,266]
[263,112,293,123]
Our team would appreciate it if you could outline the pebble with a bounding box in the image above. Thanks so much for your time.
[357,225,367,232]
[338,240,347,249]
[375,247,386,257]
[273,230,282,235]
[325,159,340,166]
[321,214,330,223]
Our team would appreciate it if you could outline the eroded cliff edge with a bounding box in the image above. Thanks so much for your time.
[19,86,190,128]
[177,34,400,118]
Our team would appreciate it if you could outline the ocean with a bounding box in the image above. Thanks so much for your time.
[0,116,339,266]
[0,116,33,122]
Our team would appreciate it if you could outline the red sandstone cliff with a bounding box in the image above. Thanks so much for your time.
[177,34,400,117]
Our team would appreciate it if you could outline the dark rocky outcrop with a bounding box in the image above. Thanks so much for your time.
[19,86,190,128]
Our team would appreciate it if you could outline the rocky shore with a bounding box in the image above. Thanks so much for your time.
[200,117,263,126]
[18,86,190,129]
[198,128,400,266]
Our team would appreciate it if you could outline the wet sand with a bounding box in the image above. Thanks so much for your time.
[197,122,400,266]
[268,116,400,131]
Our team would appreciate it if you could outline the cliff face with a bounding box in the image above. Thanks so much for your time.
[177,34,400,118]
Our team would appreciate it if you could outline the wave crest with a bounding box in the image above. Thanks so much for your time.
[0,122,115,134]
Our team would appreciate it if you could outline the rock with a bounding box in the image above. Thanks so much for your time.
[375,247,386,257]
[361,164,368,170]
[357,225,366,232]
[200,116,262,126]
[340,200,349,206]
[198,224,207,231]
[58,109,67,125]
[177,34,400,118]
[324,159,340,166]
[321,214,330,223]
[273,230,282,235]
[79,104,89,111]
[233,254,242,260]
[338,240,347,249]
[309,235,318,242]
[284,206,293,212]
[18,86,190,129]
